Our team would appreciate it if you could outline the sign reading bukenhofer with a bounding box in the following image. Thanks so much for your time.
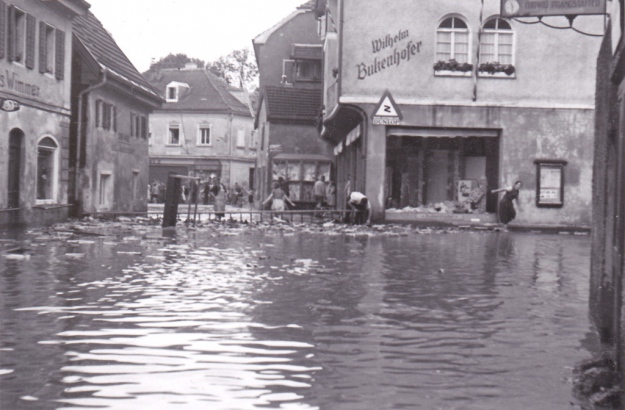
[501,0,606,17]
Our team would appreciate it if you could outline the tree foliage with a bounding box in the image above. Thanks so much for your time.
[207,48,258,89]
[144,53,205,76]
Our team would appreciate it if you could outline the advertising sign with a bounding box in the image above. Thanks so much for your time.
[501,0,607,18]
[0,98,20,112]
[372,91,402,125]
[535,160,566,207]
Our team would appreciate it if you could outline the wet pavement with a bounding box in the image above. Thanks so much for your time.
[0,218,599,409]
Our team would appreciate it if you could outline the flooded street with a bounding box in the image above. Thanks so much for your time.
[0,221,599,409]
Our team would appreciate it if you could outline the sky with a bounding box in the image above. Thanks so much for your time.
[87,0,307,73]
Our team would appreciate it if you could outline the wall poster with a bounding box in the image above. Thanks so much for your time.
[535,160,567,207]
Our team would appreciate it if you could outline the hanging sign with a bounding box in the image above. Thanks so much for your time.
[372,90,402,125]
[0,98,20,112]
[501,0,606,18]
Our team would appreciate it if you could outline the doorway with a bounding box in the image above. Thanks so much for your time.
[8,129,23,209]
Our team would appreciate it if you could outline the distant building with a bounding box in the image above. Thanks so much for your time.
[71,11,162,216]
[253,0,331,204]
[317,0,602,226]
[0,0,89,227]
[146,66,256,191]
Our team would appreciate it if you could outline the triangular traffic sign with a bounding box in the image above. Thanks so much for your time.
[373,91,402,119]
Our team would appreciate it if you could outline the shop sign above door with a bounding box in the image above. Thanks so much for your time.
[501,0,606,18]
[0,98,20,112]
[372,91,402,125]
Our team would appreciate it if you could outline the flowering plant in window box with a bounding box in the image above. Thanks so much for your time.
[433,59,473,73]
[478,62,515,76]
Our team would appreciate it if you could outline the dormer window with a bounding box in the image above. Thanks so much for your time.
[166,86,177,102]
[165,81,190,102]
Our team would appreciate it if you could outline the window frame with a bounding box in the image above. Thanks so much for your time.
[166,86,178,102]
[35,135,59,205]
[197,124,212,146]
[435,16,471,64]
[479,17,516,78]
[39,22,56,75]
[9,6,26,65]
[167,124,181,146]
[282,59,295,84]
[236,128,246,148]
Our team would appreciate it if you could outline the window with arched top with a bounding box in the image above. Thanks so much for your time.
[480,18,514,65]
[436,16,470,63]
[37,136,58,202]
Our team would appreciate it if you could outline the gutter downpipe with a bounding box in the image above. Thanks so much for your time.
[74,67,108,217]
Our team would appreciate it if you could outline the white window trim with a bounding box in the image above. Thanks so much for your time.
[282,59,295,85]
[197,123,212,146]
[166,86,178,102]
[167,123,182,146]
[35,135,60,205]
[236,128,246,148]
[478,18,516,79]
[43,22,56,77]
[98,170,113,210]
[435,16,472,64]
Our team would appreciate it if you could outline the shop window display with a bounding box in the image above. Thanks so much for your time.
[385,136,497,214]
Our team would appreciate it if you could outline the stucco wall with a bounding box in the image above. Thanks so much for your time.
[81,87,151,214]
[256,10,322,90]
[340,0,602,106]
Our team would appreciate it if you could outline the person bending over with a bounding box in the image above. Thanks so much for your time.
[347,191,371,225]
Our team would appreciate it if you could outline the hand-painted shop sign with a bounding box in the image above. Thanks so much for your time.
[357,29,422,80]
[269,144,283,153]
[501,0,606,18]
[0,70,41,98]
[372,91,402,125]
[0,98,20,112]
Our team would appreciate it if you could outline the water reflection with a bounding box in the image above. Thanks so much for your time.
[0,227,597,410]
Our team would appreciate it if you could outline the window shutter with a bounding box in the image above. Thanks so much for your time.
[0,1,6,60]
[130,113,135,137]
[112,106,117,132]
[141,116,147,139]
[7,5,14,62]
[25,13,35,69]
[38,21,46,73]
[95,99,101,128]
[54,28,64,80]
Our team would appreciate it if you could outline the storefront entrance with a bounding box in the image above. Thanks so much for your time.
[8,129,23,209]
[385,132,499,215]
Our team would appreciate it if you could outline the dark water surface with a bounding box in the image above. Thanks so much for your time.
[0,224,598,409]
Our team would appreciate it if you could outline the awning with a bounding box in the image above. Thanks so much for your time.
[273,153,331,162]
[387,127,499,138]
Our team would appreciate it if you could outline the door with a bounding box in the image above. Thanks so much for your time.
[8,129,23,209]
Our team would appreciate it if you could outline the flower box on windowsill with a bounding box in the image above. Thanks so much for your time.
[433,59,473,78]
[478,71,516,79]
[477,62,516,79]
[434,70,471,77]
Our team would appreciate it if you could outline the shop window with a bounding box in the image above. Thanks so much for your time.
[39,22,55,74]
[436,16,470,63]
[168,125,180,145]
[36,136,58,203]
[535,159,567,207]
[8,128,23,209]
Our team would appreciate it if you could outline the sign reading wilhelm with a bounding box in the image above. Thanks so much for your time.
[501,0,606,18]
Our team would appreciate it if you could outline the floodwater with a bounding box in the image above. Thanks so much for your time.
[0,221,599,410]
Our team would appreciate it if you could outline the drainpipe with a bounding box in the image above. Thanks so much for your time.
[74,67,108,216]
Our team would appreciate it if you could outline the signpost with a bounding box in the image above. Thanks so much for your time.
[501,0,607,18]
[372,90,402,125]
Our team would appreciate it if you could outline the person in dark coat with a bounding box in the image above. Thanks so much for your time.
[492,180,522,227]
